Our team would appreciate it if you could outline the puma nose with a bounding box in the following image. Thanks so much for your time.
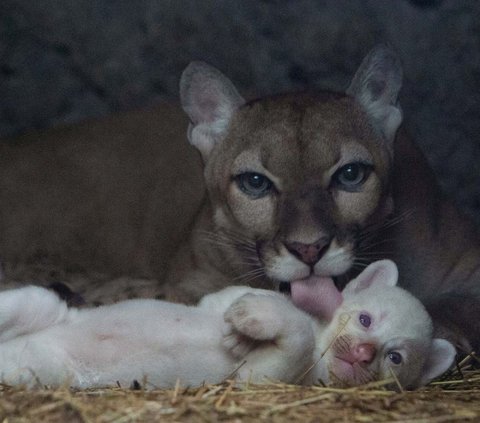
[353,343,377,364]
[285,238,331,265]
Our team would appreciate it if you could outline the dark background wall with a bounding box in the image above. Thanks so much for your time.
[1,0,480,222]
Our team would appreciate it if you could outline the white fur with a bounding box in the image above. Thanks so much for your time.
[0,261,455,389]
[0,286,313,388]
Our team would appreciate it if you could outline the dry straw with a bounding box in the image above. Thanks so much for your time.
[0,353,478,422]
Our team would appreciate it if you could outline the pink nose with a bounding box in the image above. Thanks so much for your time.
[285,237,331,265]
[353,343,377,364]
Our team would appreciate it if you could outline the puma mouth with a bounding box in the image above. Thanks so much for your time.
[278,281,291,294]
[264,243,354,282]
[328,358,356,386]
[329,357,376,387]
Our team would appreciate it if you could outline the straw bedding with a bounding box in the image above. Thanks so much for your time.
[0,355,478,422]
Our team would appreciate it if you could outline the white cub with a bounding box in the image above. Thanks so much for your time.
[0,261,455,389]
[294,260,456,388]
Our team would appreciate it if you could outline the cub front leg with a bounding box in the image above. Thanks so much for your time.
[198,285,277,314]
[0,286,70,342]
[223,293,316,383]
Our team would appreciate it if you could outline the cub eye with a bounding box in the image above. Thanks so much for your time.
[387,351,403,365]
[333,162,371,190]
[235,172,273,198]
[359,313,371,328]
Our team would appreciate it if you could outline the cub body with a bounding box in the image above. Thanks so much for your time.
[0,261,453,389]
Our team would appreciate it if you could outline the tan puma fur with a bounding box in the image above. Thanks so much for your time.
[0,104,204,282]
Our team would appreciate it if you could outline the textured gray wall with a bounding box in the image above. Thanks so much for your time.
[1,0,480,221]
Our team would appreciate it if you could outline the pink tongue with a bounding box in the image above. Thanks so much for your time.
[290,276,343,321]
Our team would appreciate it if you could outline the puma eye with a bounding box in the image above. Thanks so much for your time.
[333,162,372,191]
[359,313,371,328]
[387,351,403,365]
[235,172,273,198]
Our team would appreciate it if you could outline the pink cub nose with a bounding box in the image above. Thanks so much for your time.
[353,343,377,364]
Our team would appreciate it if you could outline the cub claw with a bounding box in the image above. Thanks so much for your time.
[223,293,283,359]
[222,328,257,358]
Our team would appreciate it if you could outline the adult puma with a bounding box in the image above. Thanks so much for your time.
[164,45,480,353]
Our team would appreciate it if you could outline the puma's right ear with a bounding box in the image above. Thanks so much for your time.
[343,259,399,296]
[180,62,245,160]
[347,45,403,149]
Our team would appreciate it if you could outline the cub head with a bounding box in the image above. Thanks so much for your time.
[180,45,402,285]
[318,260,456,389]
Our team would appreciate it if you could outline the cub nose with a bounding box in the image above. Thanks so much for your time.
[353,343,377,364]
[285,237,331,265]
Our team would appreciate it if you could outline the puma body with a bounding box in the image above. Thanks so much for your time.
[0,104,204,284]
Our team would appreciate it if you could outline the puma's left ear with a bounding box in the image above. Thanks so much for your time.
[343,259,399,296]
[347,44,403,148]
[180,61,245,160]
[418,338,456,386]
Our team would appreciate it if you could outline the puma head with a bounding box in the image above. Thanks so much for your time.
[180,45,402,284]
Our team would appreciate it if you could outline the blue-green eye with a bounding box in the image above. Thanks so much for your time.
[235,172,273,198]
[333,162,372,190]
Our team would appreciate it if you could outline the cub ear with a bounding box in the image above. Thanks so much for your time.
[346,44,403,148]
[180,61,245,160]
[418,338,456,386]
[343,259,398,296]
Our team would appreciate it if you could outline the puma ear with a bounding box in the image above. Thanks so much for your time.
[180,61,245,160]
[346,44,403,148]
[343,259,399,295]
[418,338,456,386]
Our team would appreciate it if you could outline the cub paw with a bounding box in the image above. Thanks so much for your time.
[222,326,257,358]
[224,293,284,342]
